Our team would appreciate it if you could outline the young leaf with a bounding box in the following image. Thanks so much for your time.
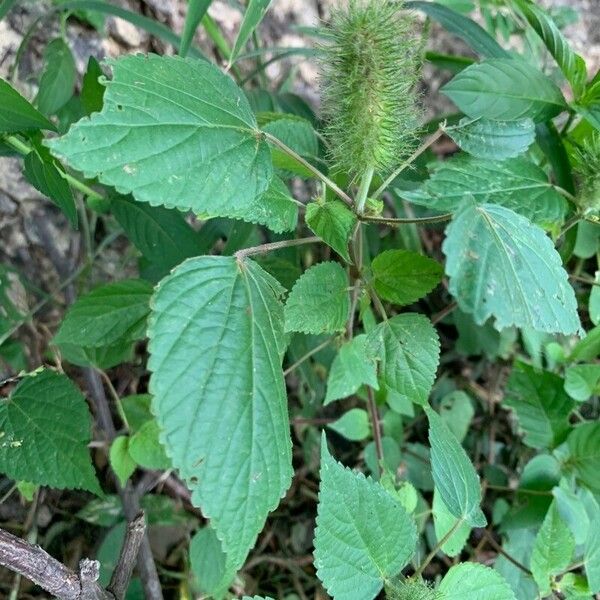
[512,0,587,98]
[230,0,272,64]
[53,279,153,348]
[47,55,277,230]
[400,155,567,227]
[564,422,600,494]
[503,362,574,449]
[23,150,77,228]
[564,364,600,402]
[0,370,100,493]
[109,436,136,486]
[314,435,417,600]
[442,58,566,122]
[327,408,370,441]
[148,256,293,573]
[305,199,356,263]
[81,56,106,115]
[325,335,379,405]
[258,175,298,232]
[127,420,170,470]
[432,488,472,557]
[190,526,232,598]
[371,250,443,306]
[443,201,581,334]
[0,78,56,133]
[36,38,77,115]
[427,407,486,527]
[284,262,349,334]
[438,562,517,600]
[111,197,208,276]
[443,117,535,160]
[367,313,440,407]
[531,501,574,596]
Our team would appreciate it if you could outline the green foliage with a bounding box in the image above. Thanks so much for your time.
[0,370,99,493]
[190,526,231,598]
[320,0,421,176]
[437,562,517,600]
[147,256,292,573]
[230,0,272,63]
[327,408,370,441]
[314,436,417,600]
[563,422,600,494]
[432,489,472,556]
[305,199,357,262]
[284,261,349,334]
[36,38,77,115]
[443,201,581,334]
[371,250,443,306]
[0,78,56,132]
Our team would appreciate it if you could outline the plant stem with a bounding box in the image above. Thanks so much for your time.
[373,128,443,198]
[235,235,320,259]
[3,134,104,200]
[263,131,353,206]
[367,387,384,474]
[356,166,374,214]
[360,212,453,227]
[283,338,334,377]
[553,185,577,203]
[481,531,532,576]
[413,517,464,578]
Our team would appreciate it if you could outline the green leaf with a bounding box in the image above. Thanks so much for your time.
[438,562,517,600]
[584,494,600,593]
[439,390,474,442]
[109,436,136,486]
[47,55,279,230]
[0,78,56,133]
[564,364,600,402]
[305,199,356,263]
[442,58,566,122]
[512,0,587,98]
[23,150,77,228]
[257,175,298,233]
[443,117,536,160]
[36,38,76,115]
[406,1,508,58]
[230,0,272,64]
[443,201,581,334]
[147,256,292,572]
[552,481,590,545]
[427,407,486,527]
[81,56,105,115]
[589,272,600,326]
[128,420,170,470]
[54,279,153,348]
[564,422,600,494]
[179,0,212,59]
[327,408,370,442]
[495,529,538,600]
[504,362,574,449]
[190,526,232,598]
[284,262,349,335]
[432,488,472,556]
[314,435,417,600]
[531,501,574,596]
[569,325,600,362]
[400,155,567,227]
[371,250,443,306]
[366,314,440,406]
[325,335,379,405]
[0,370,99,493]
[110,197,207,277]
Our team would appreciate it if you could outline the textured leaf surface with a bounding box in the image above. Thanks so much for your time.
[257,175,298,233]
[54,279,153,348]
[325,335,379,405]
[48,55,278,229]
[190,526,232,598]
[0,78,56,132]
[36,38,76,114]
[306,200,356,263]
[438,563,517,600]
[504,362,574,449]
[565,422,600,494]
[367,314,440,406]
[427,408,486,527]
[432,488,472,557]
[564,364,600,402]
[531,501,574,595]
[400,155,567,227]
[0,370,99,493]
[371,250,443,306]
[284,262,349,334]
[442,58,566,122]
[444,118,535,159]
[443,202,581,334]
[584,494,600,593]
[314,436,417,600]
[147,256,292,572]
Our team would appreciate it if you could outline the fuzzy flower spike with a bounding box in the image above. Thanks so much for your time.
[320,0,422,182]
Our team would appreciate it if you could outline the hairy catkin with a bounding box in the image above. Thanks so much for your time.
[385,578,444,600]
[319,0,422,179]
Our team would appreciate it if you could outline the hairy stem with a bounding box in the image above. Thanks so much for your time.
[263,131,353,206]
[356,166,375,214]
[367,387,384,474]
[235,235,320,259]
[360,212,453,227]
[413,517,465,578]
[373,128,443,198]
[283,338,334,377]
